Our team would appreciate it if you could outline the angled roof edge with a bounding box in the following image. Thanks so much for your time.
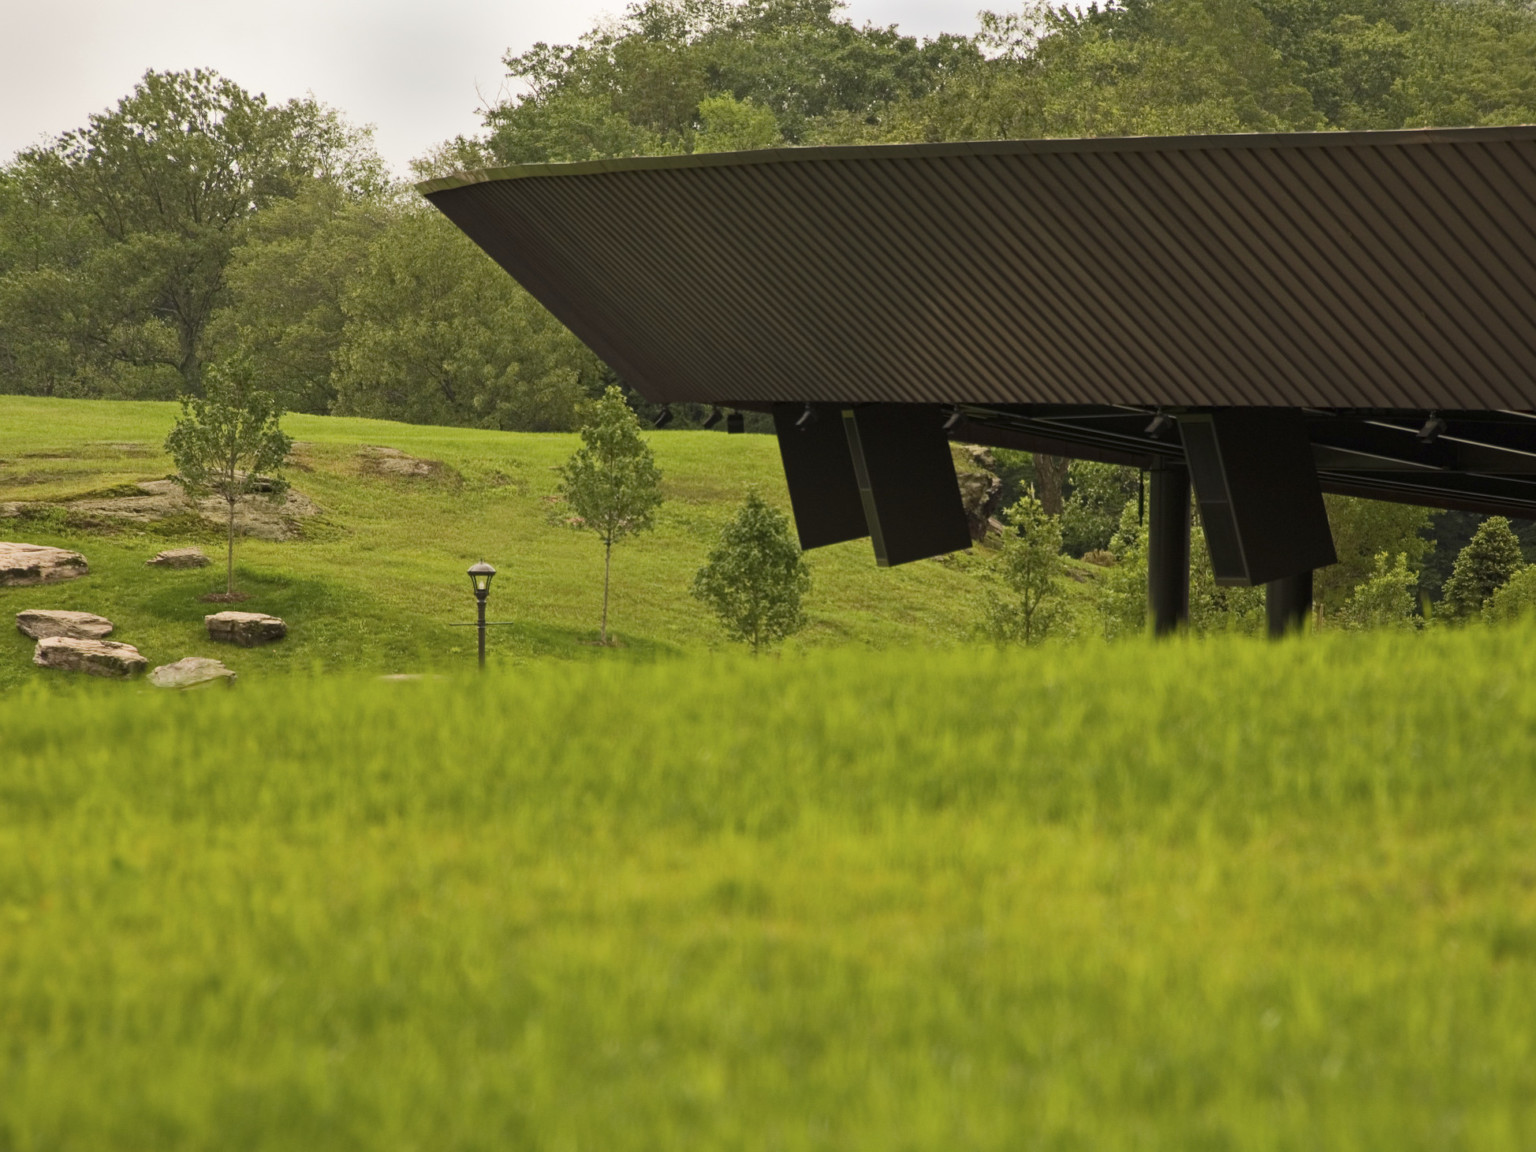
[415,123,1536,195]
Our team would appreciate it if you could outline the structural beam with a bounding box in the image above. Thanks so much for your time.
[1265,571,1313,638]
[1147,460,1191,636]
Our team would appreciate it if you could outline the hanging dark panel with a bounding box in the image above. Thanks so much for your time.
[773,402,869,550]
[1180,408,1338,586]
[841,405,973,567]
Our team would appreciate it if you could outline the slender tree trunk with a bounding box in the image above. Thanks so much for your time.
[601,537,612,645]
[1035,455,1069,516]
[227,496,236,595]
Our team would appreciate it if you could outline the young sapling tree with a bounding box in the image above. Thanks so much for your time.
[560,386,663,644]
[164,360,292,597]
[984,489,1064,645]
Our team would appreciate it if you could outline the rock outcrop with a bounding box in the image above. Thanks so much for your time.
[951,446,1004,542]
[149,656,237,688]
[205,611,287,647]
[0,542,89,587]
[15,609,114,640]
[146,547,211,569]
[360,446,439,478]
[33,636,146,678]
[51,479,319,541]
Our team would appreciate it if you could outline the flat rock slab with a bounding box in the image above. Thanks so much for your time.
[360,446,438,478]
[63,479,319,542]
[33,636,146,678]
[206,611,287,647]
[16,609,114,640]
[0,542,88,587]
[147,547,211,569]
[150,656,237,689]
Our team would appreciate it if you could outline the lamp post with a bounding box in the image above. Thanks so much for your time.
[467,560,496,669]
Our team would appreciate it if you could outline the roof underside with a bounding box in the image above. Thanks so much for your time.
[422,127,1536,517]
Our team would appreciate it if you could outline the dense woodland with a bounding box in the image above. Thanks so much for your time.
[3,0,1536,620]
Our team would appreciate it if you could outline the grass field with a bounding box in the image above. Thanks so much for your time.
[0,396,1009,688]
[5,396,1535,1147]
[3,628,1536,1149]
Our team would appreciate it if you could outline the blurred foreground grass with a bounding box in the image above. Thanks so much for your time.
[3,627,1536,1149]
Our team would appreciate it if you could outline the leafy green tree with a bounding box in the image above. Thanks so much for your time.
[209,185,391,414]
[1061,460,1140,557]
[4,69,379,397]
[331,207,601,430]
[692,492,812,652]
[983,489,1064,645]
[1315,495,1437,621]
[1483,564,1536,625]
[862,0,1536,146]
[561,386,665,644]
[694,94,784,152]
[164,360,292,596]
[1442,515,1523,620]
[1340,551,1421,631]
[485,0,977,162]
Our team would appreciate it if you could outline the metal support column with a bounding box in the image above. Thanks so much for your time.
[1147,459,1191,636]
[1265,571,1313,638]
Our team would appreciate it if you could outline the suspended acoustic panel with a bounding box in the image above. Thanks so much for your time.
[841,405,972,567]
[772,403,868,550]
[1180,409,1338,586]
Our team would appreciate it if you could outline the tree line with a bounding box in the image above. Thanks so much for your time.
[5,0,1536,422]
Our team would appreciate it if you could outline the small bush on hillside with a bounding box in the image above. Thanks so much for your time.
[1189,512,1265,636]
[1340,551,1421,631]
[1483,564,1536,624]
[1094,499,1148,641]
[692,492,811,654]
[1442,516,1522,620]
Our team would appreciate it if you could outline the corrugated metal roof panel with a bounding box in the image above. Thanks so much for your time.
[422,126,1536,411]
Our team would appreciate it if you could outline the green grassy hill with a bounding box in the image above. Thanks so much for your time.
[0,396,1007,687]
[3,633,1535,1147]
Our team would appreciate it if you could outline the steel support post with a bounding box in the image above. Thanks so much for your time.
[1265,570,1313,638]
[476,595,488,669]
[1147,460,1191,636]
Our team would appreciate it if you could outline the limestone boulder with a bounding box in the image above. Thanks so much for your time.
[146,547,211,569]
[149,656,237,689]
[0,542,88,587]
[206,611,287,647]
[33,636,146,678]
[16,609,114,640]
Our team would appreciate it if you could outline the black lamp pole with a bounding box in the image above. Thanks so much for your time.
[467,560,496,669]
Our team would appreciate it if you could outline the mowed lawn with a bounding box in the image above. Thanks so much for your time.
[0,396,992,688]
[3,630,1536,1149]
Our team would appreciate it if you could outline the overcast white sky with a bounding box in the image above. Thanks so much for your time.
[0,0,986,176]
